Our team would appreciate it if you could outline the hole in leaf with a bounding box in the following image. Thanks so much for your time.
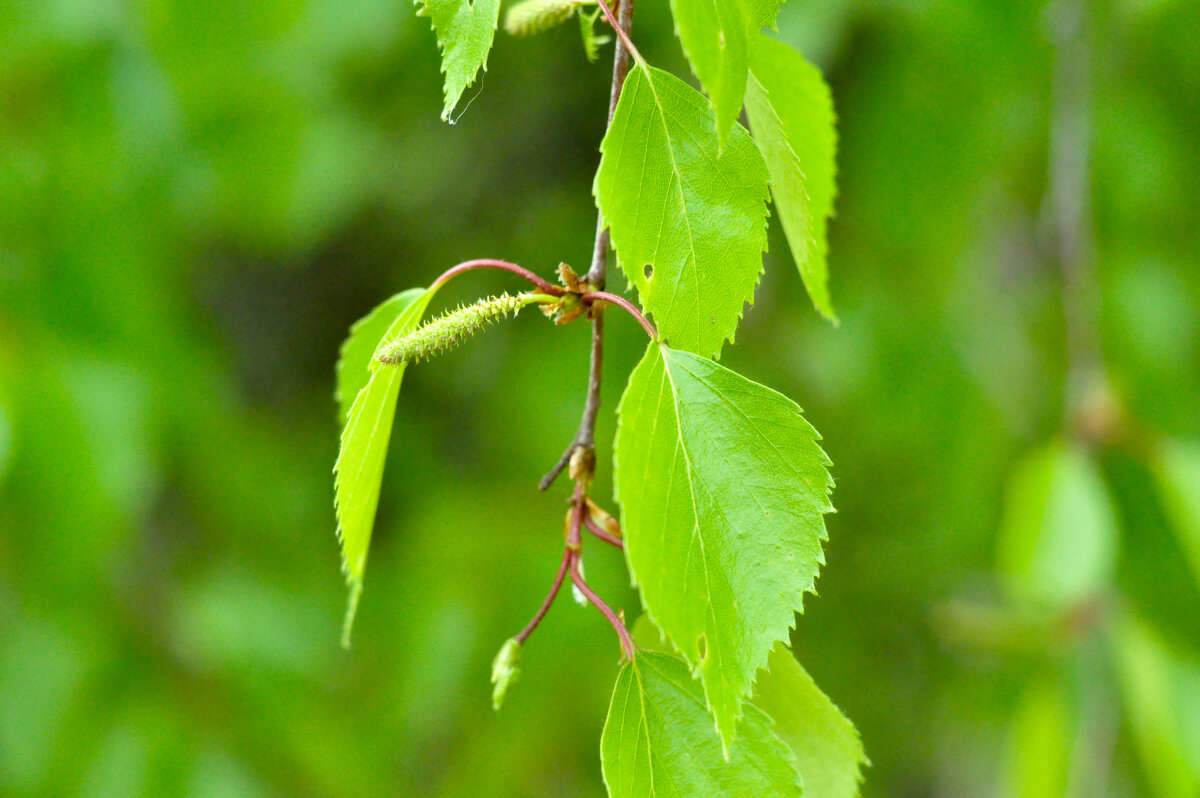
[697,634,707,662]
[643,264,653,281]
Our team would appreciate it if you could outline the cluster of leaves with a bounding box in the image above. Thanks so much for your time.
[334,0,865,793]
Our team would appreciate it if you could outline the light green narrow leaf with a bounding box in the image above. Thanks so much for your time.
[634,617,867,797]
[667,0,783,146]
[335,287,437,646]
[1003,679,1074,798]
[596,64,770,359]
[1150,440,1200,593]
[415,0,501,121]
[601,652,802,797]
[996,439,1118,610]
[753,644,866,798]
[615,343,833,748]
[745,35,838,321]
[336,289,429,426]
[1109,609,1200,796]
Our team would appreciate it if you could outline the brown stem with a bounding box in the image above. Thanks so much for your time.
[541,0,636,492]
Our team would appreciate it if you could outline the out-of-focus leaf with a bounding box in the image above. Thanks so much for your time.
[1150,440,1200,592]
[667,0,782,146]
[615,343,832,748]
[414,0,502,121]
[997,440,1118,609]
[336,289,437,426]
[744,35,838,321]
[1003,679,1074,798]
[1109,609,1200,795]
[596,64,770,358]
[601,651,802,797]
[335,287,436,646]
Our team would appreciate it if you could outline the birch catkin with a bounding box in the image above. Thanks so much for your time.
[376,293,528,365]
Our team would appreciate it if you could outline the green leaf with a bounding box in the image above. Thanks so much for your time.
[752,644,866,798]
[634,617,867,797]
[745,35,838,321]
[615,343,832,747]
[336,289,429,426]
[504,0,579,37]
[415,0,502,121]
[601,652,802,797]
[667,0,783,146]
[1109,609,1200,796]
[996,439,1118,610]
[579,7,610,63]
[335,287,437,646]
[1003,679,1074,798]
[1150,440,1200,593]
[596,64,770,358]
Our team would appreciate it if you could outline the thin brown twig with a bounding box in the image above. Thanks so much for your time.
[541,0,636,491]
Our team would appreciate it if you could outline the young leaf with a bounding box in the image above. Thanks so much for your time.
[504,0,580,37]
[1149,439,1200,593]
[601,652,802,797]
[745,35,838,321]
[615,343,833,748]
[752,644,866,798]
[335,287,438,646]
[595,64,770,359]
[336,289,429,426]
[415,0,502,121]
[996,440,1118,610]
[667,0,783,146]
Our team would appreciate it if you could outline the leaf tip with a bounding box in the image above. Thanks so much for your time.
[341,578,363,649]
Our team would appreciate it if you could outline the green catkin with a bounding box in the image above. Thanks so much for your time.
[377,292,530,365]
[504,0,583,36]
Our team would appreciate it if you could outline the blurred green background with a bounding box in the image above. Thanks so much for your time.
[2,0,1199,795]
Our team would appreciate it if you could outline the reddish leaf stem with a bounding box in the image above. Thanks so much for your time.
[569,553,636,660]
[595,0,643,66]
[431,259,565,296]
[582,291,656,340]
[584,513,624,549]
[514,547,573,644]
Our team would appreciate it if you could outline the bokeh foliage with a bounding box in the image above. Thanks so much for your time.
[1,0,1198,795]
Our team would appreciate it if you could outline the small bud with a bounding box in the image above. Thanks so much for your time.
[571,556,588,606]
[491,638,523,711]
[585,497,621,539]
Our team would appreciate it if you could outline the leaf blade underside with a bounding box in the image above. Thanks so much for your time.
[334,287,437,645]
[744,35,839,321]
